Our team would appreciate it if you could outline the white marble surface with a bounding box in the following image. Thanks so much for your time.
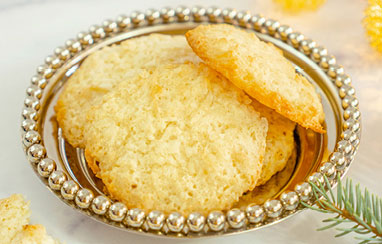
[0,0,381,243]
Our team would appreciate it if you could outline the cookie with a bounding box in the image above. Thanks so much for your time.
[234,147,298,207]
[0,194,60,244]
[11,225,59,244]
[85,99,296,187]
[84,63,268,215]
[252,99,296,186]
[55,34,200,148]
[0,194,29,243]
[186,24,325,133]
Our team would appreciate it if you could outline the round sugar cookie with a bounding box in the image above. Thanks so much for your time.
[55,34,200,148]
[85,99,296,187]
[186,24,325,133]
[84,63,268,215]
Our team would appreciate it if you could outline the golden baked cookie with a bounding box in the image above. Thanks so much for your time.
[84,63,268,215]
[85,99,296,187]
[55,34,200,148]
[11,225,60,244]
[0,194,60,244]
[186,24,325,133]
[252,99,296,186]
[0,194,29,243]
[234,147,297,207]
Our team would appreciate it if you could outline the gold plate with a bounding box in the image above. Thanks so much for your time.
[21,8,360,238]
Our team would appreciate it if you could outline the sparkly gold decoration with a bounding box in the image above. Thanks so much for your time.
[364,0,382,53]
[273,0,326,13]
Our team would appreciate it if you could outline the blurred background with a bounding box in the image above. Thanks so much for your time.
[0,0,381,243]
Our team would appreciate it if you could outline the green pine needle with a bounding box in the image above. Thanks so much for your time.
[317,220,342,231]
[335,229,355,237]
[325,176,336,203]
[338,178,343,209]
[357,185,363,216]
[306,174,382,243]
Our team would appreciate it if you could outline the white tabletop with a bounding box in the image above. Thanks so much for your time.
[1,0,381,243]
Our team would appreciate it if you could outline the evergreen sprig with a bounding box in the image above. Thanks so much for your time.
[301,175,382,243]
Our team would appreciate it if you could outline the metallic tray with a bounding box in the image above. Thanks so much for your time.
[21,7,361,238]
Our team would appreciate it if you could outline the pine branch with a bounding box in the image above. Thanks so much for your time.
[301,174,382,243]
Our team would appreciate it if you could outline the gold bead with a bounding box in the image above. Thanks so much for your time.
[264,200,283,218]
[227,209,246,228]
[61,180,79,200]
[246,204,265,223]
[207,211,225,231]
[75,189,94,209]
[48,170,67,190]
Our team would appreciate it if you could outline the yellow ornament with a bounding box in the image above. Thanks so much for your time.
[273,0,327,13]
[364,0,382,53]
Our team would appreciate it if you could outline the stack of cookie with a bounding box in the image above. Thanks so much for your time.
[55,24,324,215]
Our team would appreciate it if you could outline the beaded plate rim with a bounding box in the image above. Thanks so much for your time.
[21,6,361,238]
